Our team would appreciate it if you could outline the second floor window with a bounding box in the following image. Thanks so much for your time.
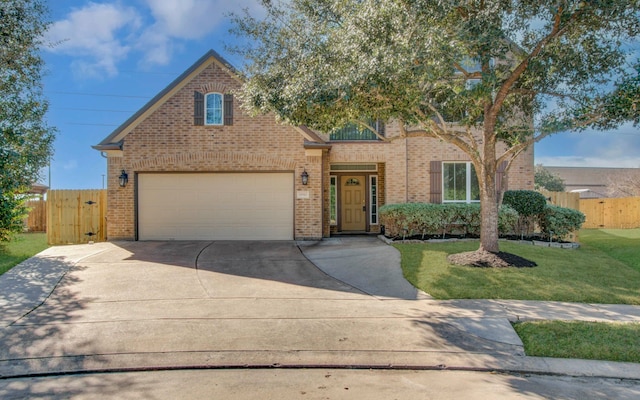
[205,93,223,125]
[329,119,384,141]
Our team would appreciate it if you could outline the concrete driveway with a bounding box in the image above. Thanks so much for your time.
[0,240,523,379]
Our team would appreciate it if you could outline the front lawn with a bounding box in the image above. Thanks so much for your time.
[512,321,640,363]
[0,233,49,276]
[394,229,640,304]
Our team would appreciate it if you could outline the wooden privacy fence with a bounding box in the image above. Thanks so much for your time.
[539,190,640,229]
[579,197,640,229]
[47,190,107,245]
[538,189,580,210]
[25,199,47,232]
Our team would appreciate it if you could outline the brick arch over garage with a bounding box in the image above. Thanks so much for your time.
[130,152,298,171]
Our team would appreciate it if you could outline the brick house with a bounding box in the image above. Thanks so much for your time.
[94,50,534,241]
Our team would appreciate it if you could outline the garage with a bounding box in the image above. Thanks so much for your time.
[137,173,294,240]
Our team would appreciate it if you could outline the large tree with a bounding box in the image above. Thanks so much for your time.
[0,0,55,241]
[231,0,639,262]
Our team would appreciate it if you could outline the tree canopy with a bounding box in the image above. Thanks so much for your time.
[590,62,640,129]
[231,0,640,261]
[534,165,565,192]
[0,0,55,240]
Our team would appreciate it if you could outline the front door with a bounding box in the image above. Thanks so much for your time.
[341,175,366,231]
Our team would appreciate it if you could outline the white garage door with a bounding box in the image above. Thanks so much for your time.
[138,173,294,240]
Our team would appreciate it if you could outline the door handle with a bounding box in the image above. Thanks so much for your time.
[362,205,366,212]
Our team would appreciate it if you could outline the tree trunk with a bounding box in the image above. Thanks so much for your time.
[478,128,500,254]
[479,177,500,253]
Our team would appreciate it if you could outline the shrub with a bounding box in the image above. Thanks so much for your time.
[502,190,547,237]
[538,205,585,241]
[379,203,520,239]
[498,205,519,235]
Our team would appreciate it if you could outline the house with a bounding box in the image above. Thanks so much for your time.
[543,166,640,198]
[93,50,534,241]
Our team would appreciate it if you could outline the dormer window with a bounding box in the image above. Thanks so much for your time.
[205,93,223,125]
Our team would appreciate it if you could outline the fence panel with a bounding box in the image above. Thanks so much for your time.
[579,197,640,229]
[25,199,47,232]
[538,189,580,210]
[47,190,107,245]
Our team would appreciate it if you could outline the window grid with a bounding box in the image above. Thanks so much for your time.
[370,175,378,225]
[442,162,480,203]
[205,93,223,125]
[330,176,337,225]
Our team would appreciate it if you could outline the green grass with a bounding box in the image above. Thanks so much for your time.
[512,321,640,363]
[0,233,49,276]
[579,229,640,273]
[394,228,640,304]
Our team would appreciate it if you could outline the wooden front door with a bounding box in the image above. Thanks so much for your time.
[341,175,366,231]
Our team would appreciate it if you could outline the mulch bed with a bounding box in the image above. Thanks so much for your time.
[447,250,537,268]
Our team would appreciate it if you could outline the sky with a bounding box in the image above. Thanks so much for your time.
[41,0,640,190]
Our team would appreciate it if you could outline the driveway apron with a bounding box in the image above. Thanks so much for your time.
[0,240,521,377]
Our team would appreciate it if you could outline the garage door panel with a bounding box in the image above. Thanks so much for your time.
[138,173,293,241]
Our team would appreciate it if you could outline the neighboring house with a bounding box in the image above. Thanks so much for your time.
[93,50,534,241]
[543,166,640,199]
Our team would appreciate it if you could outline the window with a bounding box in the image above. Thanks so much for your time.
[194,91,233,126]
[205,93,223,125]
[370,175,378,225]
[443,162,479,203]
[329,119,384,141]
[330,176,337,225]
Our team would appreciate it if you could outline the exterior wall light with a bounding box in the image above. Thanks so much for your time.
[118,170,129,187]
[301,169,309,185]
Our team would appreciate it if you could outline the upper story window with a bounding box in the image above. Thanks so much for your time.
[443,161,480,203]
[205,93,223,125]
[194,91,233,126]
[329,119,384,141]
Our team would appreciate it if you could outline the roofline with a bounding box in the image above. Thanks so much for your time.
[94,49,328,150]
[92,142,123,151]
[295,126,326,144]
[95,50,241,147]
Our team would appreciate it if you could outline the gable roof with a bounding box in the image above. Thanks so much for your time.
[93,49,325,153]
[93,50,238,152]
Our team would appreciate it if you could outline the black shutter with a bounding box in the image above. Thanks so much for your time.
[224,94,233,126]
[430,160,442,204]
[194,91,204,126]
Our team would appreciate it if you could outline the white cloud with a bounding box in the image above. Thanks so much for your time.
[536,124,640,168]
[46,2,141,78]
[46,1,265,76]
[535,156,640,168]
[63,159,79,171]
[137,0,264,66]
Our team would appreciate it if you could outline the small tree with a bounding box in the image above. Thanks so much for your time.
[232,0,640,265]
[0,0,55,240]
[534,165,565,192]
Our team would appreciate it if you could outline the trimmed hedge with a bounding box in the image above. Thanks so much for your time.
[502,190,548,237]
[379,201,583,242]
[538,205,586,241]
[379,203,518,239]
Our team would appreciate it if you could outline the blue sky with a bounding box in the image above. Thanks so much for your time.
[41,1,640,190]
